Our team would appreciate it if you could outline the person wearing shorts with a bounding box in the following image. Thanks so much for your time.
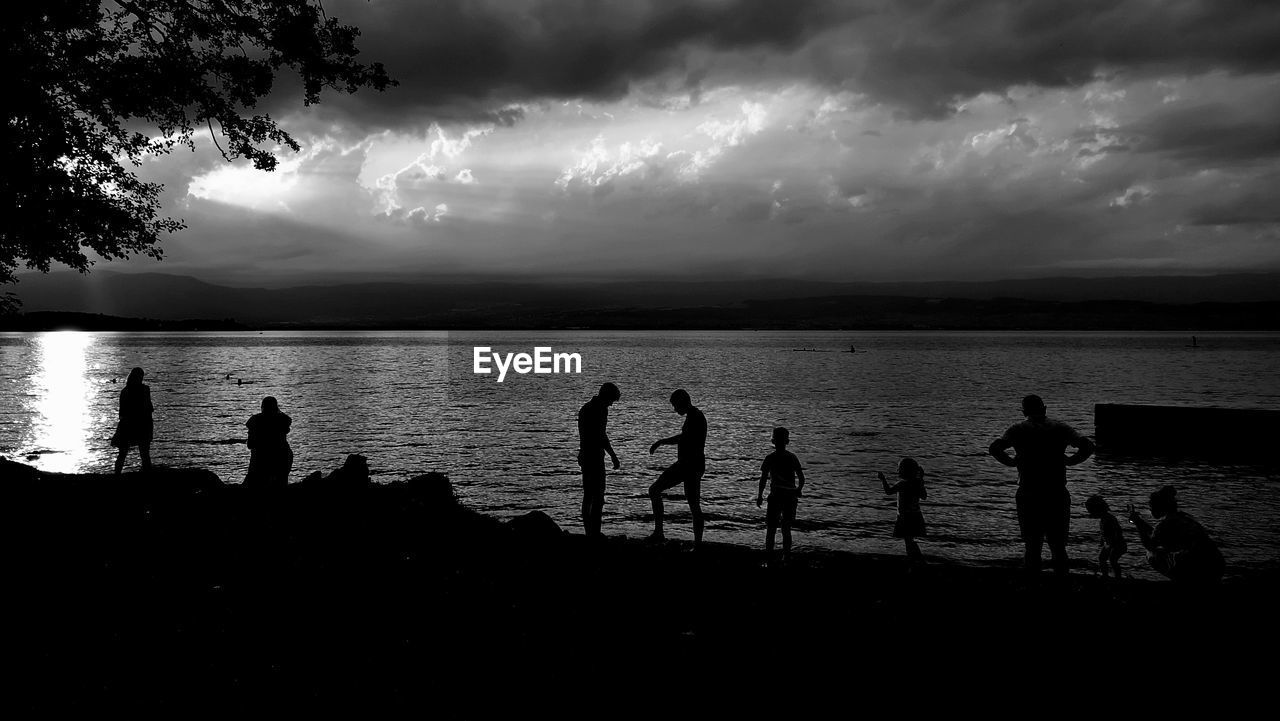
[989,394,1094,576]
[757,427,806,564]
[648,389,707,547]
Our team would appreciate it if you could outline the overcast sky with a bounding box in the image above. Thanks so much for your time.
[124,0,1280,284]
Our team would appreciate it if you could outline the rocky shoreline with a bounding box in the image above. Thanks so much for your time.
[5,456,1276,711]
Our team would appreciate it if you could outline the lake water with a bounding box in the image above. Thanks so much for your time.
[3,330,1278,577]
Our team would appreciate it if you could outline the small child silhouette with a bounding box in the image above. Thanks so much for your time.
[879,457,927,562]
[757,427,806,565]
[1085,494,1126,579]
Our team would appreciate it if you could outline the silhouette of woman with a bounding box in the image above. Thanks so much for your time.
[1127,486,1224,584]
[112,367,153,474]
[245,396,293,490]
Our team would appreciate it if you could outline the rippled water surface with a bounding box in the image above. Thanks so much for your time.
[3,330,1278,576]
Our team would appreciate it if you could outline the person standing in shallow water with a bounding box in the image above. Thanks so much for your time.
[112,366,153,474]
[648,389,707,547]
[758,427,806,564]
[577,382,621,538]
[989,394,1094,577]
[880,457,927,563]
[245,396,293,489]
[1085,495,1126,579]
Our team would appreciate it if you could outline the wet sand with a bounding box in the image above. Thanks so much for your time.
[5,458,1275,711]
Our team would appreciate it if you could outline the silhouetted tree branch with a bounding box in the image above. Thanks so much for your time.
[1,0,394,286]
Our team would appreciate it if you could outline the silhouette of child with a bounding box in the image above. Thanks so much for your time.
[879,458,927,562]
[1085,494,1126,578]
[757,427,806,564]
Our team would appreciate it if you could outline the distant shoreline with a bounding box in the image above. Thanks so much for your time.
[5,301,1280,332]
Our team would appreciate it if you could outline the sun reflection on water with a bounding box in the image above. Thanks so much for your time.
[27,332,96,473]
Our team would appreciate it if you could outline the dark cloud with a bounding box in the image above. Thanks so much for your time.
[253,1,1280,130]
[1189,189,1280,226]
[846,0,1280,118]
[266,0,852,131]
[326,1,1280,127]
[1127,99,1280,165]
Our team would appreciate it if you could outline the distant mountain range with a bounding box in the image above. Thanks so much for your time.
[7,271,1280,329]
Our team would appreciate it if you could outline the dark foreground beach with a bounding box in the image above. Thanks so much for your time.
[5,456,1277,712]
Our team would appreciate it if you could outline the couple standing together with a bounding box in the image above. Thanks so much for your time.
[577,383,706,546]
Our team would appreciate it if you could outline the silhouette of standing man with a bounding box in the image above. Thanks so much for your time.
[989,394,1094,577]
[577,382,621,538]
[648,389,707,547]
